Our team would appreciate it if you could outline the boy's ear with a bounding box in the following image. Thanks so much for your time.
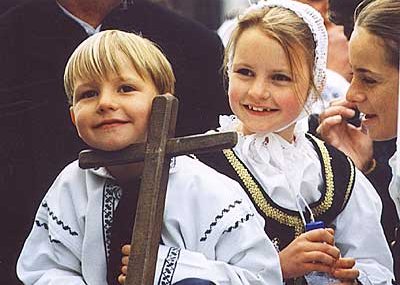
[69,106,76,126]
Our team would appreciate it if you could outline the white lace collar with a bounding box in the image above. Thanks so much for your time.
[218,115,323,211]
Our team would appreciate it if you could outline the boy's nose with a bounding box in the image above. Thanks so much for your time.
[96,92,118,112]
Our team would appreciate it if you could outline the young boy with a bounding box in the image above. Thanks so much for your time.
[16,30,283,285]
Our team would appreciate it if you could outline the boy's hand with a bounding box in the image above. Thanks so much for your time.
[118,244,131,285]
[331,257,359,284]
[279,228,340,279]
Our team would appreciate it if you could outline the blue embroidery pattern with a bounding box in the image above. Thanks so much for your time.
[41,201,78,236]
[200,200,242,242]
[158,247,181,285]
[222,213,255,234]
[102,180,122,260]
[35,220,61,243]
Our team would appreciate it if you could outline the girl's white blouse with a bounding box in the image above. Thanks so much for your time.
[219,115,323,210]
[218,115,394,284]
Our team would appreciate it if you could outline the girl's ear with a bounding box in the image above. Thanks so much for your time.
[69,106,76,126]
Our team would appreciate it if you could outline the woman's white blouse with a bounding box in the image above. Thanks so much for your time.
[389,150,400,220]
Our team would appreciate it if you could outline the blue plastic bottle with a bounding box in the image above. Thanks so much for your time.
[304,221,340,285]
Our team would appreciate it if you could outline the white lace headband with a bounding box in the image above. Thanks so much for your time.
[228,0,328,112]
[248,0,327,95]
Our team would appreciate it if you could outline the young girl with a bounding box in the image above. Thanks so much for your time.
[197,0,393,284]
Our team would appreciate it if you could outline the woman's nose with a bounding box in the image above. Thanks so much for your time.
[346,82,366,103]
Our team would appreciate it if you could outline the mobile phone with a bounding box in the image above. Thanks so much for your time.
[346,108,361,127]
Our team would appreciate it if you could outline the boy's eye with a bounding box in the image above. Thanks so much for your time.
[235,68,254,77]
[118,85,135,93]
[272,74,291,82]
[78,90,98,100]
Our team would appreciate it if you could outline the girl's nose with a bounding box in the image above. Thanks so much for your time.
[248,79,271,100]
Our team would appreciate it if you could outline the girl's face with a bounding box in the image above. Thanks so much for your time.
[347,27,399,141]
[228,27,310,141]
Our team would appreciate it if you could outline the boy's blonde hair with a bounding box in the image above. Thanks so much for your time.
[225,6,318,102]
[64,30,175,104]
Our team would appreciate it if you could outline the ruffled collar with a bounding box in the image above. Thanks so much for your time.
[218,115,323,210]
[218,115,309,162]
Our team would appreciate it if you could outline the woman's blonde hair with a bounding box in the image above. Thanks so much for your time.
[224,6,318,101]
[355,0,399,68]
[64,30,175,104]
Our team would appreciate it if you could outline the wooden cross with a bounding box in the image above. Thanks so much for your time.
[79,94,237,285]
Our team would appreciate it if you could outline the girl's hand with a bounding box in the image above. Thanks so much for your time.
[279,228,340,279]
[331,257,359,284]
[317,99,373,171]
[117,244,131,285]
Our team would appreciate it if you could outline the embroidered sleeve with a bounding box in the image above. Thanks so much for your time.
[16,179,86,284]
[200,199,255,242]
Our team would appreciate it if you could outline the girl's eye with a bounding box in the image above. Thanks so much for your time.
[118,85,135,93]
[272,74,291,82]
[235,68,254,77]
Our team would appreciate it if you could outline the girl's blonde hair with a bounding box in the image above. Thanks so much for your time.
[224,6,318,102]
[64,30,175,104]
[355,0,399,69]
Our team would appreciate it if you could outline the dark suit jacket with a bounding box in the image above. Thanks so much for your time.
[0,1,228,283]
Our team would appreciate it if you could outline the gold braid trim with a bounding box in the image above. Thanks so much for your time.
[223,149,304,236]
[307,135,334,216]
[343,156,355,210]
[222,134,343,237]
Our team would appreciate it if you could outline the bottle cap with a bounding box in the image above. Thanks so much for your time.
[305,220,325,232]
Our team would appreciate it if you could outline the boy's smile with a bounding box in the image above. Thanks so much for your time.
[69,63,158,151]
[95,118,130,129]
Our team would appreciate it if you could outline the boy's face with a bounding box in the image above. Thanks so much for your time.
[69,63,158,151]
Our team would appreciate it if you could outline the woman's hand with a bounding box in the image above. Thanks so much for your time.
[317,99,374,171]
